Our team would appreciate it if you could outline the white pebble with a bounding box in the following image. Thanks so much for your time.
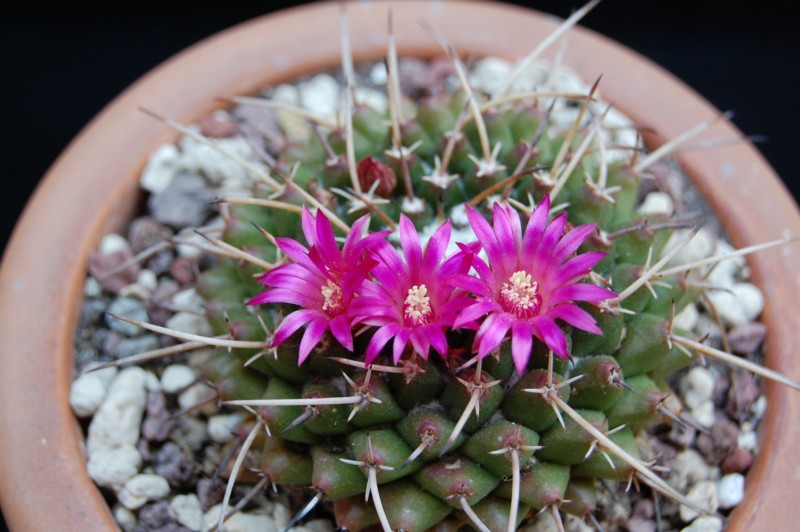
[469,57,513,95]
[669,449,719,491]
[272,83,300,105]
[87,367,147,455]
[706,240,745,288]
[119,269,158,300]
[693,313,722,340]
[113,504,138,532]
[681,516,723,532]
[732,283,764,322]
[673,303,699,332]
[681,367,715,409]
[99,233,130,256]
[172,288,206,313]
[175,230,207,258]
[707,282,763,327]
[369,62,387,84]
[679,480,718,522]
[751,395,768,420]
[169,494,204,531]
[637,191,674,216]
[355,87,387,114]
[70,366,117,417]
[738,422,758,452]
[271,501,291,529]
[117,474,171,510]
[140,143,180,194]
[166,311,214,337]
[208,413,246,443]
[161,364,197,393]
[717,473,745,509]
[87,446,142,490]
[84,277,103,297]
[144,370,162,392]
[178,382,217,414]
[203,505,277,532]
[299,74,340,118]
[665,228,716,266]
[691,400,716,429]
[179,134,257,186]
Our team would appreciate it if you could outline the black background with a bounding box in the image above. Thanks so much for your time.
[2,1,799,257]
[0,1,798,527]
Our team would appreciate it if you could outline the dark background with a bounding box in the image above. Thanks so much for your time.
[0,0,797,524]
[2,1,799,258]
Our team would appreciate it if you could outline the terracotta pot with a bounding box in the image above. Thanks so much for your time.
[1,1,798,530]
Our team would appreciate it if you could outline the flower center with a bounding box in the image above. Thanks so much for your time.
[404,284,433,326]
[500,270,542,319]
[321,279,344,315]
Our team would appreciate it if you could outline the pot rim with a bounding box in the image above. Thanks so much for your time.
[1,1,799,529]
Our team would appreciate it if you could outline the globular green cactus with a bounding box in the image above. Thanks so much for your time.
[108,4,800,531]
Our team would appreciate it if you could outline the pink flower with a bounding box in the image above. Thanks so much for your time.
[349,215,473,365]
[248,207,387,365]
[453,196,616,375]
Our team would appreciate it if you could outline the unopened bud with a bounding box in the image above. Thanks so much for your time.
[357,156,397,196]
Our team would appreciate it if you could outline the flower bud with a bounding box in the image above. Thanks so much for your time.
[357,156,397,196]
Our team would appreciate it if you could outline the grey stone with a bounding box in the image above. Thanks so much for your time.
[106,297,150,337]
[148,172,214,229]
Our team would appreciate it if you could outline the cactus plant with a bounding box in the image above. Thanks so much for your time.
[91,2,800,531]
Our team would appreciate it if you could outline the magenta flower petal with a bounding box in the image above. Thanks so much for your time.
[551,223,597,264]
[329,314,354,351]
[249,208,388,365]
[365,322,401,365]
[452,196,615,373]
[299,318,329,364]
[477,313,513,358]
[409,329,431,360]
[393,328,411,364]
[399,215,423,273]
[511,320,533,375]
[550,251,607,285]
[522,194,551,258]
[549,284,617,305]
[453,299,498,329]
[423,324,449,358]
[352,217,471,364]
[272,309,319,347]
[422,220,452,275]
[548,304,602,335]
[532,316,569,359]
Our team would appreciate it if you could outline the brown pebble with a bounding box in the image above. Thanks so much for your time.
[696,415,739,465]
[102,331,122,359]
[197,478,225,511]
[725,372,761,419]
[711,369,731,406]
[721,447,754,474]
[170,256,200,285]
[128,217,174,254]
[633,498,655,519]
[142,391,174,442]
[154,442,194,488]
[667,421,696,449]
[88,249,140,294]
[626,516,656,532]
[648,437,678,463]
[727,321,767,355]
[198,115,237,138]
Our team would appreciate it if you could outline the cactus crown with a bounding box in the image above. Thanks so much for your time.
[94,3,800,531]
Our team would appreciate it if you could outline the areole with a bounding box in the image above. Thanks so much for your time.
[0,1,799,530]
